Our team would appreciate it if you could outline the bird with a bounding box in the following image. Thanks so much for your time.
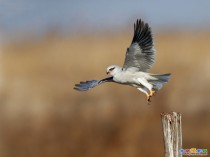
[74,19,171,102]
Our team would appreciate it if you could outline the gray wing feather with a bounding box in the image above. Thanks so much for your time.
[74,77,113,91]
[123,19,155,72]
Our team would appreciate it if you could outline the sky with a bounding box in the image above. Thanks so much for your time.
[1,0,210,41]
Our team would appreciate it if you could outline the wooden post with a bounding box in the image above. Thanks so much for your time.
[161,112,182,157]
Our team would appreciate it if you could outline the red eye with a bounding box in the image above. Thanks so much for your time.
[109,67,115,71]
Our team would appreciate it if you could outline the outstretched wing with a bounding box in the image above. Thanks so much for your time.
[123,19,155,72]
[74,77,113,91]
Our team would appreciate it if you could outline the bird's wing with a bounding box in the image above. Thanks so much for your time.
[123,19,156,72]
[74,77,113,91]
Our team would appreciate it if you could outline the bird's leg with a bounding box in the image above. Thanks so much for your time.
[137,78,154,101]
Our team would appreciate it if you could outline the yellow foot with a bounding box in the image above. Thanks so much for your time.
[146,90,156,103]
[149,90,156,97]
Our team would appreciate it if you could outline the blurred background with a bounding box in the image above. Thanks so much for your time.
[0,0,210,157]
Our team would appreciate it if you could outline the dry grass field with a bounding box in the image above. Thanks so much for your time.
[0,30,210,157]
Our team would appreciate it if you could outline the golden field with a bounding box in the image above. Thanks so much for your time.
[0,30,210,157]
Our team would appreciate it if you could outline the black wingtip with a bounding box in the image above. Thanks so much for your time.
[73,87,79,91]
[73,86,88,91]
[132,18,153,46]
[73,78,113,92]
[134,19,149,30]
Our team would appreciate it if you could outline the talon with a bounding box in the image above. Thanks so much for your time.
[147,94,152,102]
[148,96,151,102]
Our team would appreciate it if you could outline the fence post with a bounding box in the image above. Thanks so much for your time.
[161,112,182,157]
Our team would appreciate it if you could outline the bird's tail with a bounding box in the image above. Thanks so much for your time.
[149,73,171,91]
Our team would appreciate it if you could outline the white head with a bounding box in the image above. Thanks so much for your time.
[106,65,123,76]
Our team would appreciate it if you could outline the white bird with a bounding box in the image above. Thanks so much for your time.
[74,19,171,102]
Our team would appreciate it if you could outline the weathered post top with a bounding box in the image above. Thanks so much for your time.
[161,112,182,157]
